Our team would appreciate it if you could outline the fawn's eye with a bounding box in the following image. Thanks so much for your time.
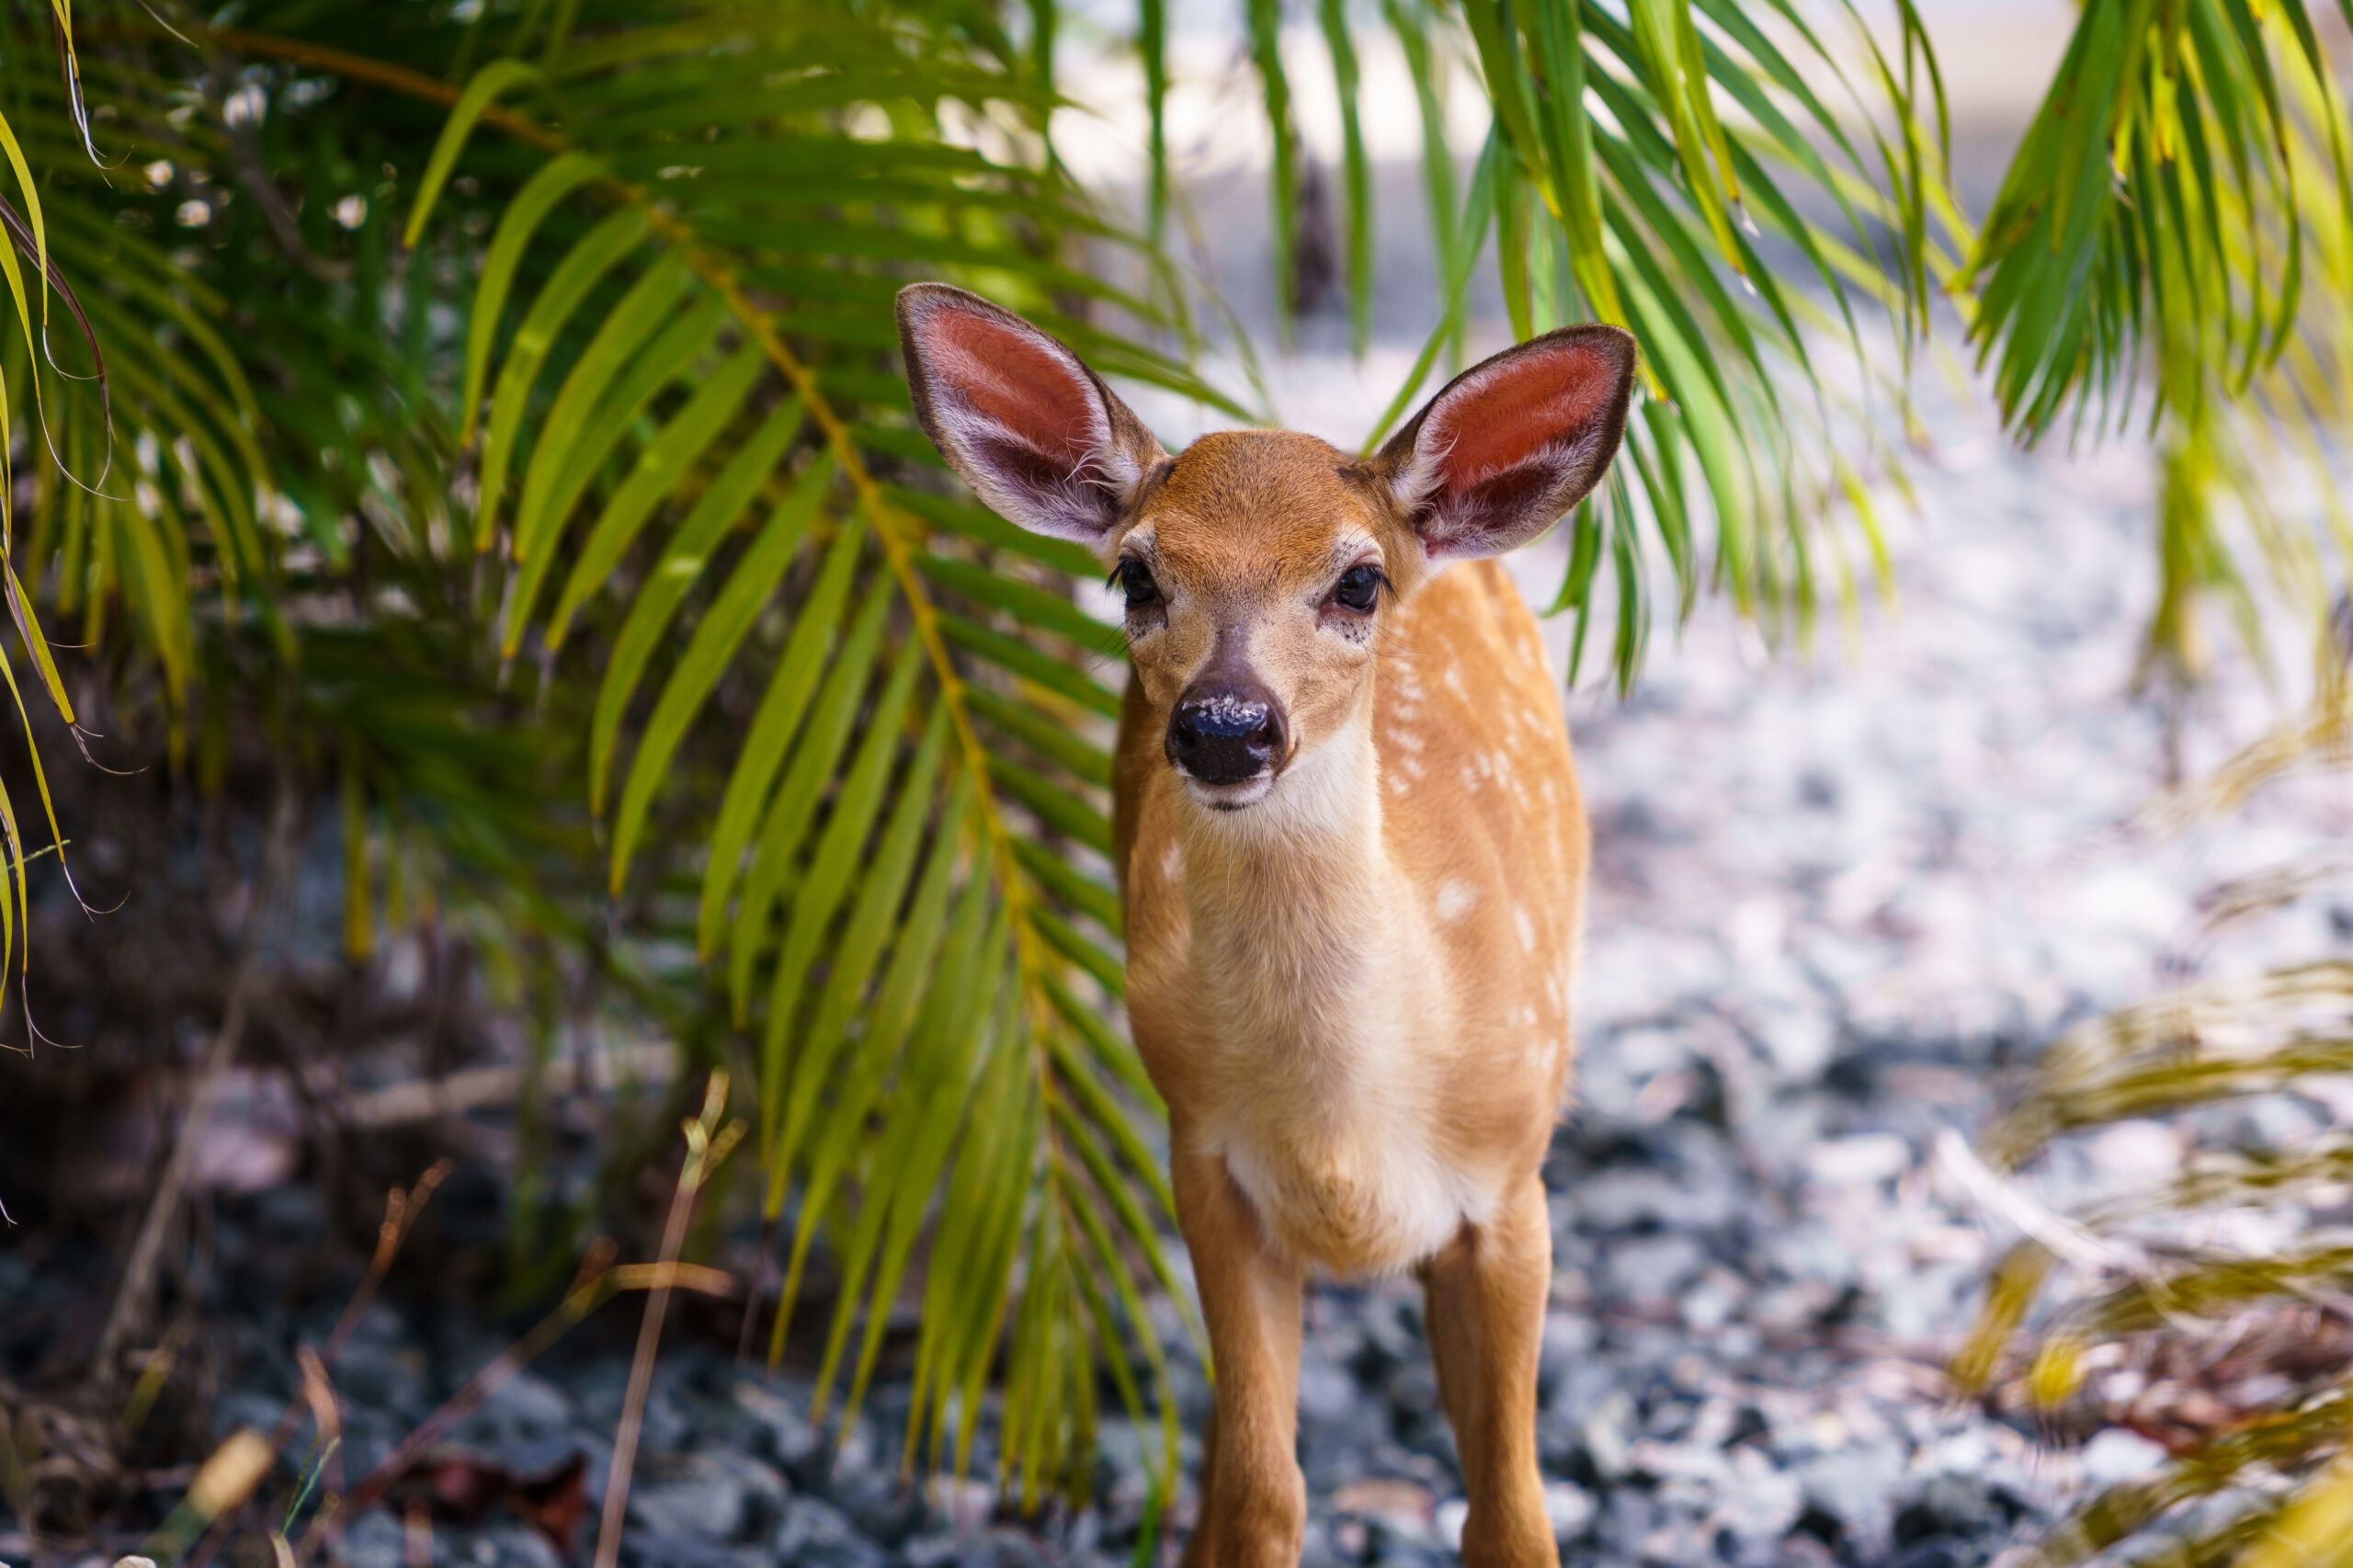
[1333,564,1383,613]
[1116,557,1159,608]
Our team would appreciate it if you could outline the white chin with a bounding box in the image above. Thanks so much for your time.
[1182,774,1276,811]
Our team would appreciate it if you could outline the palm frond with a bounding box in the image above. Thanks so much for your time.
[0,3,294,1041]
[2142,14,2353,691]
[1955,862,2353,1563]
[1306,0,1962,681]
[1960,0,2353,444]
[389,2,1189,1497]
[1956,2,2353,686]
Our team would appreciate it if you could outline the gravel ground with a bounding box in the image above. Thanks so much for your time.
[6,366,2348,1568]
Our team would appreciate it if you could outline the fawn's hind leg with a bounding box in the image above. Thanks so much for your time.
[1421,1176,1557,1568]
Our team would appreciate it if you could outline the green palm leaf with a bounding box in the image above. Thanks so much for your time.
[388,7,1188,1495]
[1332,0,1957,674]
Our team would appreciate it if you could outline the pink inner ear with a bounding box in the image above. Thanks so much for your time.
[926,311,1097,466]
[1427,341,1617,485]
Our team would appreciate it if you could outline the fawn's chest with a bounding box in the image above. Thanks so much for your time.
[1134,799,1488,1274]
[1116,562,1586,1275]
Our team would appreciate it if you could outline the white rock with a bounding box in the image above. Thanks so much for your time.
[924,1475,995,1528]
[1810,1133,1914,1187]
[2081,1427,2172,1488]
[1433,1497,1469,1551]
[1543,1481,1595,1539]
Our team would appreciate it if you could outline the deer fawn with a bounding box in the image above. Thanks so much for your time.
[899,284,1636,1568]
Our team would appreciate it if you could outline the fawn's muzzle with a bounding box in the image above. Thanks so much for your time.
[1166,683,1287,788]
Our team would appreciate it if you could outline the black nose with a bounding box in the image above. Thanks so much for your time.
[1166,684,1287,786]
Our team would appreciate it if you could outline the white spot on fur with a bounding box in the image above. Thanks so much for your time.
[1159,842,1183,886]
[1514,904,1536,951]
[1389,727,1425,753]
[1435,880,1480,924]
[1389,774,1410,796]
[1443,665,1467,696]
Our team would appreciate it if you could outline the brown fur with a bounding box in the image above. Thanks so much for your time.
[1110,437,1584,1568]
[896,288,1630,1568]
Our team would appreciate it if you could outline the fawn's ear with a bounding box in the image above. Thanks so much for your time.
[1375,324,1638,560]
[897,283,1167,546]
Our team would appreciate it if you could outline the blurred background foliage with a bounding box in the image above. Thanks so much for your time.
[1946,724,2353,1565]
[0,0,2344,1540]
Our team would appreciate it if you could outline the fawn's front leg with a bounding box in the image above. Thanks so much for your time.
[1174,1139,1305,1568]
[1421,1175,1558,1568]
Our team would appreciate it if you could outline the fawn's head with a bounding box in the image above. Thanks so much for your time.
[899,284,1636,812]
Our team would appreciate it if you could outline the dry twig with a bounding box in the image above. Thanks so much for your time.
[183,1161,450,1568]
[308,1255,734,1561]
[593,1072,744,1568]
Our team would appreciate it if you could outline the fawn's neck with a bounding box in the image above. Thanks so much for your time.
[1172,712,1427,1053]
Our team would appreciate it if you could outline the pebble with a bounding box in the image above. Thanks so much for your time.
[341,1509,409,1568]
[2079,1427,2172,1489]
[627,1449,788,1542]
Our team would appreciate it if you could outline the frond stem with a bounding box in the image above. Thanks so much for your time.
[654,225,1068,1145]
